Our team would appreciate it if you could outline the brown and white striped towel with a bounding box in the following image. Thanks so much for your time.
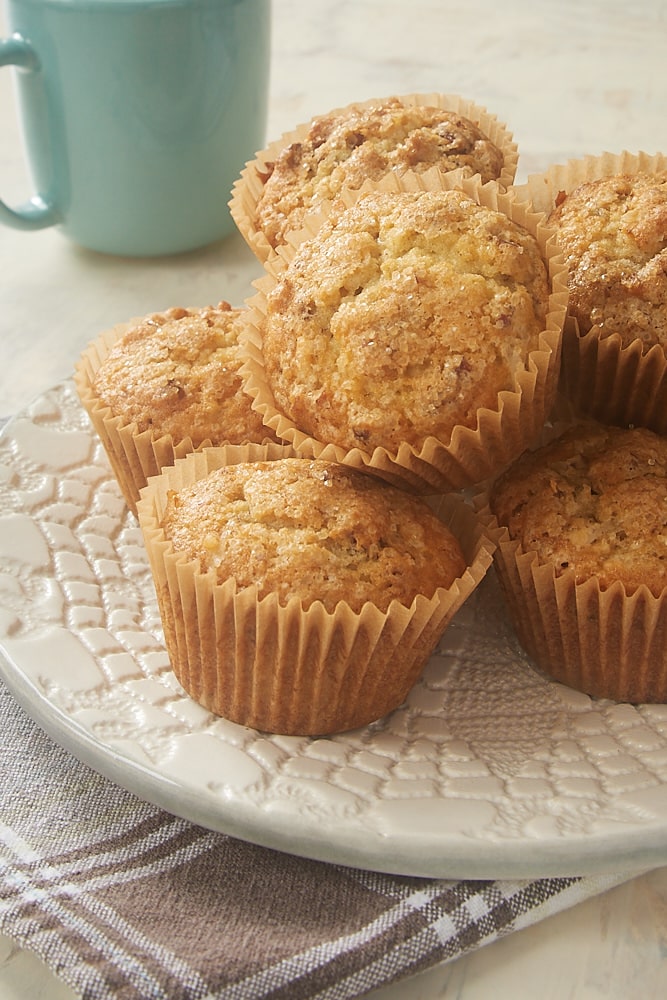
[0,680,635,1000]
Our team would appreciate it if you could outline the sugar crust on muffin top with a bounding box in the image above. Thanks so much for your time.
[161,459,466,613]
[548,171,667,347]
[256,97,505,248]
[490,422,667,595]
[93,303,274,446]
[262,189,549,454]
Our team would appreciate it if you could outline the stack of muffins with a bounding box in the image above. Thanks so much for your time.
[481,151,667,705]
[75,91,667,733]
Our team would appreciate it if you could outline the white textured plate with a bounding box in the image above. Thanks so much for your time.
[2,382,667,879]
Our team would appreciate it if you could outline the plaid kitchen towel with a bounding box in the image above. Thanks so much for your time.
[0,680,635,1000]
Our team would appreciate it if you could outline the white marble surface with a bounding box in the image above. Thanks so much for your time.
[1,0,667,997]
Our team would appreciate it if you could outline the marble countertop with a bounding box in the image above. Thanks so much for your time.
[1,0,667,997]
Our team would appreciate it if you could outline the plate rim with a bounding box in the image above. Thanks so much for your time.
[2,645,665,880]
[2,381,667,880]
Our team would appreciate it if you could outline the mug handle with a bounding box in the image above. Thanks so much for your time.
[0,35,59,230]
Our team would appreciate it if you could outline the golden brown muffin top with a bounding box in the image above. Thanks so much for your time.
[262,189,549,454]
[489,422,667,595]
[548,171,667,347]
[161,459,466,613]
[256,97,505,248]
[93,303,276,447]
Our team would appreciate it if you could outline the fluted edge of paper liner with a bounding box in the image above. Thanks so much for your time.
[239,170,568,496]
[558,318,667,433]
[136,444,497,736]
[473,473,667,705]
[228,91,519,265]
[513,149,667,215]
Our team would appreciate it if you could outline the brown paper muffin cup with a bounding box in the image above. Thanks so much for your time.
[515,151,667,430]
[240,172,567,496]
[229,92,519,264]
[559,321,667,433]
[74,319,276,517]
[136,444,497,736]
[474,485,667,705]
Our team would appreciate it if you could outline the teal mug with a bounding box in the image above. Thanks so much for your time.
[0,0,270,255]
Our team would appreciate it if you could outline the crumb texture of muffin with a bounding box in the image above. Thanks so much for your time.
[490,422,667,595]
[548,171,667,347]
[255,97,505,249]
[161,458,466,613]
[92,303,272,446]
[261,189,550,455]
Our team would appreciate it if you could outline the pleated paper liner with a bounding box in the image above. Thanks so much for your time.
[229,91,519,264]
[474,435,667,707]
[513,149,667,214]
[559,318,667,434]
[480,522,667,705]
[240,171,568,496]
[73,317,278,517]
[136,443,497,736]
[515,151,667,429]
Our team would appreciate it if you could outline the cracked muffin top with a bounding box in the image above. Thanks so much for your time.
[548,171,667,348]
[161,458,467,613]
[93,303,277,446]
[261,188,549,455]
[489,422,667,595]
[255,97,505,249]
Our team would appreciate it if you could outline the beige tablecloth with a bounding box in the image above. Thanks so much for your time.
[0,678,634,1000]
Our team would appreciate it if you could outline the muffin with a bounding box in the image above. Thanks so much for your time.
[137,445,496,735]
[484,421,667,703]
[74,303,279,514]
[230,93,518,262]
[242,179,566,494]
[516,152,667,431]
[548,170,667,348]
